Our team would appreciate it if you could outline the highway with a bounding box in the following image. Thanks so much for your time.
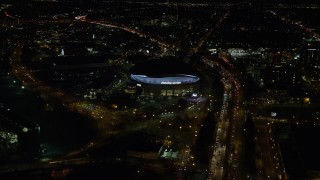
[177,10,242,179]
[202,55,243,180]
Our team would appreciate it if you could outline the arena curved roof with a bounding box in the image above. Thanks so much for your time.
[130,58,200,85]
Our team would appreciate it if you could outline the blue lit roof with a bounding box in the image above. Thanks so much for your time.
[130,57,200,85]
[130,74,199,85]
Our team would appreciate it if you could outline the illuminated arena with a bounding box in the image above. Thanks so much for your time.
[130,74,199,85]
[130,58,200,97]
[130,58,200,85]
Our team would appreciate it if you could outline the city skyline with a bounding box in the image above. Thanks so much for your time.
[0,0,320,179]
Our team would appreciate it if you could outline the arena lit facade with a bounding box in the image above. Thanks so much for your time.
[130,58,200,97]
[130,74,200,85]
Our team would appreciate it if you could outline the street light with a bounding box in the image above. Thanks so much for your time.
[22,127,28,133]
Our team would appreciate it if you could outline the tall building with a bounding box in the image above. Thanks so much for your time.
[300,47,320,68]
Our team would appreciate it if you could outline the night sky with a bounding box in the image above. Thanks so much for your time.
[5,0,320,4]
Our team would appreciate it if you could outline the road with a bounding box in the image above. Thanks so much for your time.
[253,118,289,179]
[202,55,243,180]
